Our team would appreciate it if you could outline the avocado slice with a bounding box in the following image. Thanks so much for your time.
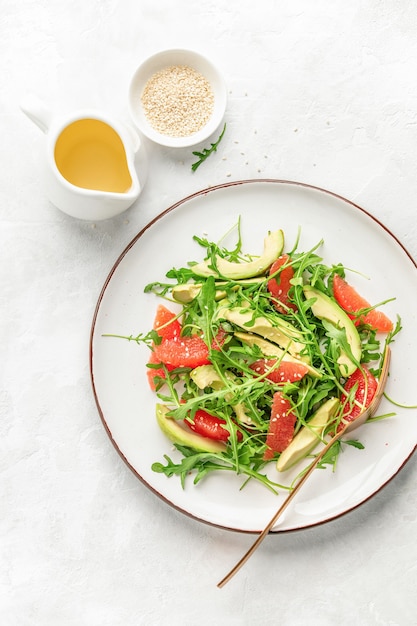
[192,229,284,279]
[190,364,226,390]
[171,283,203,304]
[172,278,263,304]
[303,285,361,376]
[276,397,340,472]
[221,307,308,362]
[234,332,321,378]
[155,404,226,453]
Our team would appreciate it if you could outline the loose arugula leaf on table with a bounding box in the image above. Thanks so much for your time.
[191,123,226,171]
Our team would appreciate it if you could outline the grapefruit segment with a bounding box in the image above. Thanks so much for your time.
[250,358,309,383]
[263,392,297,459]
[338,365,378,432]
[184,409,242,442]
[146,351,176,390]
[153,304,181,340]
[332,274,393,332]
[153,335,211,369]
[267,254,297,314]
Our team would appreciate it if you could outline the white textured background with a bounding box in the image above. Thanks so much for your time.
[1,1,417,625]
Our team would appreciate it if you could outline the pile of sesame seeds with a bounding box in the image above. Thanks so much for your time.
[141,64,214,137]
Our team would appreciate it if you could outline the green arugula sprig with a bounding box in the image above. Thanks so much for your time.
[152,444,288,493]
[317,439,365,472]
[191,123,226,171]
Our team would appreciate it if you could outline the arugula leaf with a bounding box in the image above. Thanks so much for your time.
[152,443,288,493]
[316,439,365,472]
[191,123,227,171]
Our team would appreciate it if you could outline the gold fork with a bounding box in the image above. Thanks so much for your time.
[217,347,391,588]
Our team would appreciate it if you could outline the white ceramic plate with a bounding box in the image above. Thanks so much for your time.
[90,180,417,533]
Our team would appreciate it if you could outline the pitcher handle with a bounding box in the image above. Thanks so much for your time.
[20,95,53,134]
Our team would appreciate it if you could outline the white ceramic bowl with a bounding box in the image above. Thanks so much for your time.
[128,49,227,148]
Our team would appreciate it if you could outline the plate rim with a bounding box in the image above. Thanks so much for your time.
[89,178,417,534]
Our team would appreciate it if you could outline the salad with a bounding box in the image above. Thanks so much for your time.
[121,220,399,493]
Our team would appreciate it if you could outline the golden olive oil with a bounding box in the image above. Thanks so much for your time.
[54,119,132,193]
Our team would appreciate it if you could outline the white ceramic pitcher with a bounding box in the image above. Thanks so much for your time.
[21,95,146,221]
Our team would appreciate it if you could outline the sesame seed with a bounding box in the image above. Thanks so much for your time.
[141,65,214,137]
